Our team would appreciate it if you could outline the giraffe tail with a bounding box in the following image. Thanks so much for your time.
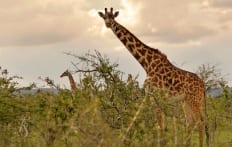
[204,91,210,147]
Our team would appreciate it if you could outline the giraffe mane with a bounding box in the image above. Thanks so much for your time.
[148,47,167,59]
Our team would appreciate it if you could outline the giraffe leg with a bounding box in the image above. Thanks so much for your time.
[182,102,195,147]
[195,111,204,147]
[152,96,166,146]
[183,101,205,147]
[155,106,166,147]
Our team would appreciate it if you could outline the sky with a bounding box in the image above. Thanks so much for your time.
[0,0,232,88]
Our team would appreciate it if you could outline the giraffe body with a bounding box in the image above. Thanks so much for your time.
[60,70,78,91]
[99,8,205,147]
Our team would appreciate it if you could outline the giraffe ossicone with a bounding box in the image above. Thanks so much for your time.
[99,7,206,147]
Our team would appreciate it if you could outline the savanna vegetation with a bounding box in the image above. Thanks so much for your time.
[0,51,231,147]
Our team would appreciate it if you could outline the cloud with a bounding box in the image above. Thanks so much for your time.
[133,22,216,44]
[0,0,93,46]
[0,0,231,47]
[81,0,122,10]
[211,0,232,9]
[153,25,216,44]
[112,0,229,45]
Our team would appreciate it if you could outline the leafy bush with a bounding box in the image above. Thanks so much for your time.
[0,52,231,147]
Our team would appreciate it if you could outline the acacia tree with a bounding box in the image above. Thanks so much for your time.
[64,51,190,146]
[196,64,232,146]
[196,64,228,91]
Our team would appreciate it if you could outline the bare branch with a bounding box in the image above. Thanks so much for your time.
[74,69,98,73]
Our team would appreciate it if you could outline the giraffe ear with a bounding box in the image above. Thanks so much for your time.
[98,12,105,18]
[114,11,119,18]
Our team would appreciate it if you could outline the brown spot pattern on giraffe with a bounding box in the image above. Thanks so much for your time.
[98,9,205,146]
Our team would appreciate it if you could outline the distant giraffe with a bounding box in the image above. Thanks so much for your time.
[60,70,78,92]
[127,74,133,84]
[99,8,206,146]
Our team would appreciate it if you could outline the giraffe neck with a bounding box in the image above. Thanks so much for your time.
[67,73,77,91]
[110,21,165,73]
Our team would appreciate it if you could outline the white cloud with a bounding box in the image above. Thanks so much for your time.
[0,0,232,87]
[202,0,210,7]
[0,0,231,47]
[113,0,230,45]
[0,0,92,46]
[117,0,143,25]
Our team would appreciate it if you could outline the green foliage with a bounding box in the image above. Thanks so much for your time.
[0,67,21,97]
[205,95,232,146]
[0,54,232,147]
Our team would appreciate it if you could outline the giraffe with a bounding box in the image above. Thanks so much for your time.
[60,70,78,92]
[127,74,133,84]
[98,8,206,146]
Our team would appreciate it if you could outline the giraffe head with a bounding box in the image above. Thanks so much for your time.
[98,7,119,28]
[60,70,70,78]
